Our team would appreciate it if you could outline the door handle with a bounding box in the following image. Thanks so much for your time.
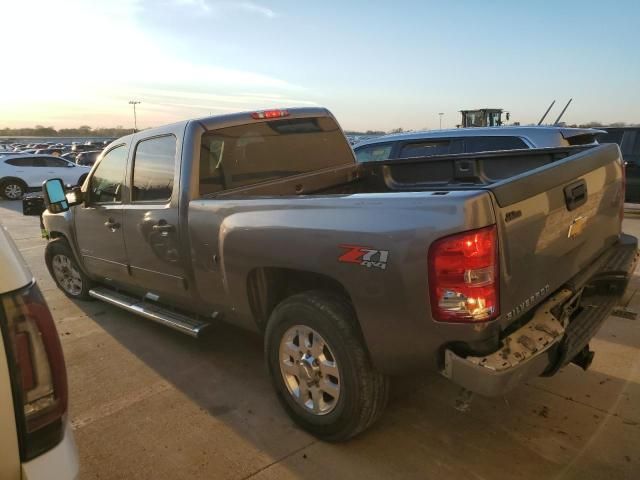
[563,180,587,211]
[104,218,121,231]
[152,223,175,234]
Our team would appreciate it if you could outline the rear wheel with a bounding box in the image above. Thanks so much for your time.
[45,239,93,300]
[265,291,389,441]
[1,179,27,200]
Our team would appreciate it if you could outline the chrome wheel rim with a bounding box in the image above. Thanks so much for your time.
[52,254,82,296]
[4,183,23,199]
[279,325,341,415]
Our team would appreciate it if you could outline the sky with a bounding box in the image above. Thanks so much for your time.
[1,0,639,131]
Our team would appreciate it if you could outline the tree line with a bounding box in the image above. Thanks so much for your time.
[2,122,638,139]
[0,125,137,138]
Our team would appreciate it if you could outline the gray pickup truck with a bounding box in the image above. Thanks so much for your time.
[38,107,638,441]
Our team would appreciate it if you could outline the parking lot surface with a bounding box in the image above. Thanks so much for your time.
[2,200,639,480]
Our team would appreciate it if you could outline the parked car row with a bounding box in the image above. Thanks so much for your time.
[0,154,91,199]
[0,140,112,166]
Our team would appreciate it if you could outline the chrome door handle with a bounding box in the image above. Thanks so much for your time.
[152,223,175,233]
[104,218,120,231]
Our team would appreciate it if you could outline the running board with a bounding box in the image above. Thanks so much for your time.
[89,287,211,338]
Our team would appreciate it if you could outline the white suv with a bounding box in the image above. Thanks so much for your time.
[0,155,91,200]
[0,225,79,479]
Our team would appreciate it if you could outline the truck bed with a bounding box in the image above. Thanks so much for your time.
[203,145,598,198]
[189,143,625,372]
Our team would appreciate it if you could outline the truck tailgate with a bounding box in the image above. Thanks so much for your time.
[489,144,625,327]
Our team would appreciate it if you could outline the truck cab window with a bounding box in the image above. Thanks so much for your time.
[132,135,177,202]
[464,136,528,153]
[354,144,393,162]
[400,141,450,157]
[89,145,127,203]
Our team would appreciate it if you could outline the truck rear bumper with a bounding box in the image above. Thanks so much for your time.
[442,233,639,397]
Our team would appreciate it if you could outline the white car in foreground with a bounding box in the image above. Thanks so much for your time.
[0,155,91,200]
[0,224,79,479]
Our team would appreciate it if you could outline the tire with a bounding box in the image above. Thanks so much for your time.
[45,239,93,300]
[1,178,27,200]
[265,290,389,441]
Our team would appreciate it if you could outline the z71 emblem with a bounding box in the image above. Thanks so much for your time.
[338,245,389,270]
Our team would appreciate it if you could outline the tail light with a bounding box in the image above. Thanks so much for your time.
[428,225,499,323]
[251,109,289,120]
[1,282,68,460]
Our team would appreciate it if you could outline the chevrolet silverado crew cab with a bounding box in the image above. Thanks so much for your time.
[36,107,638,441]
[0,225,79,479]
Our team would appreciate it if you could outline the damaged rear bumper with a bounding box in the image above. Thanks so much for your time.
[441,233,639,397]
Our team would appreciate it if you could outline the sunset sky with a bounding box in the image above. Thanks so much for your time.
[1,0,639,131]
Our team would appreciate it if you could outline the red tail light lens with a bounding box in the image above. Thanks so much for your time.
[251,109,289,120]
[1,283,68,459]
[428,225,499,323]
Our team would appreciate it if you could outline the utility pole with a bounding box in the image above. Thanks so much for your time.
[129,100,141,132]
[438,112,444,129]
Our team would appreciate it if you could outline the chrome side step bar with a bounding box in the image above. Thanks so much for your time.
[89,287,211,338]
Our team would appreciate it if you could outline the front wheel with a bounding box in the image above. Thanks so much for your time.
[1,179,27,200]
[45,239,93,300]
[265,291,389,441]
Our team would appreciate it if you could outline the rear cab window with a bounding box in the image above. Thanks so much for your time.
[199,116,354,196]
[132,135,177,202]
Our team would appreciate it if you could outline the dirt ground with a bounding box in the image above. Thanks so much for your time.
[2,200,639,480]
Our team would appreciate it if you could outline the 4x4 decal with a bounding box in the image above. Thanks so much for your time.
[338,245,389,270]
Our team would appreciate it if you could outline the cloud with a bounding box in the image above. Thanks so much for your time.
[0,0,295,128]
[170,0,277,18]
[172,0,211,13]
[235,1,276,18]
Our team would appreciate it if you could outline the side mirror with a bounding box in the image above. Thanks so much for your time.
[67,162,75,167]
[42,178,69,213]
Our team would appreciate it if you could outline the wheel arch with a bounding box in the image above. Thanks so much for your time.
[247,267,356,332]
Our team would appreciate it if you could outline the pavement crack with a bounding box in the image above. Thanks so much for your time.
[240,439,317,480]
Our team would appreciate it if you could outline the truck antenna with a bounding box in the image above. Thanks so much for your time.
[553,98,573,125]
[537,100,556,125]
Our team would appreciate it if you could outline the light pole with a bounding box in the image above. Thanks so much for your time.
[438,112,444,129]
[129,100,141,132]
